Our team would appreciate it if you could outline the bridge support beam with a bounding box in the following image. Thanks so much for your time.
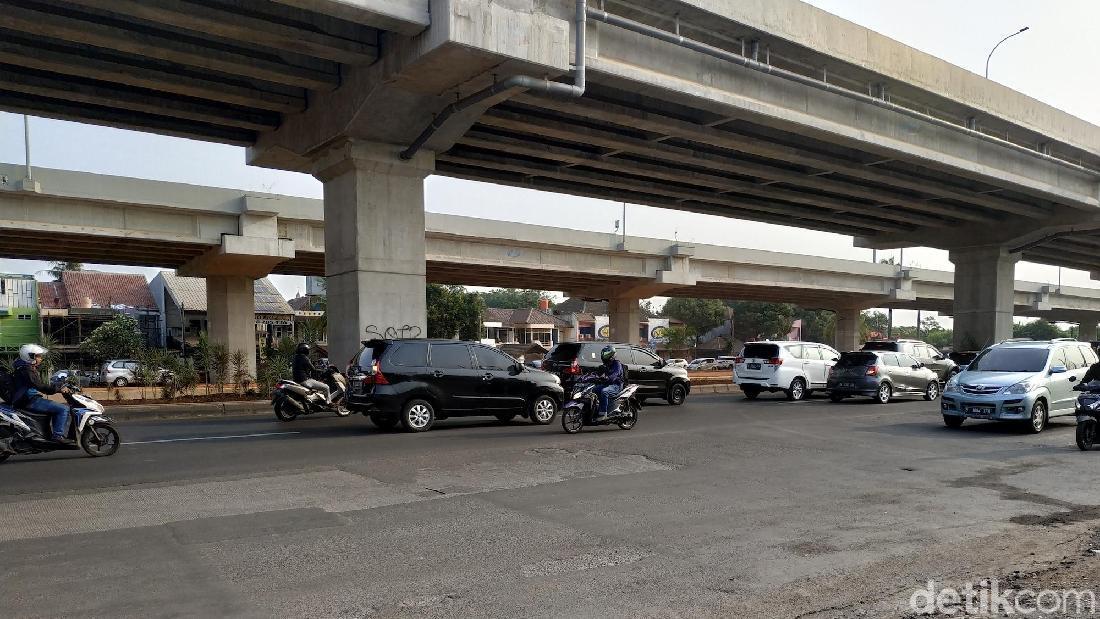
[313,141,434,366]
[609,297,642,345]
[833,307,863,352]
[206,275,257,379]
[950,246,1020,350]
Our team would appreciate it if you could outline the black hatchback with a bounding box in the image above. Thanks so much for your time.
[345,339,564,432]
[543,342,691,406]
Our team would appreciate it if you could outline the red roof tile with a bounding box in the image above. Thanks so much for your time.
[59,271,156,310]
[37,281,67,310]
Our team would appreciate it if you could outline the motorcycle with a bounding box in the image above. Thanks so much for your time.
[1073,381,1100,451]
[272,365,350,421]
[561,374,641,434]
[0,384,120,461]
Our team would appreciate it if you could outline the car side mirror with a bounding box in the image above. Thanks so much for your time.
[832,357,840,363]
[933,355,944,361]
[1050,365,1068,374]
[654,360,664,368]
[911,364,922,370]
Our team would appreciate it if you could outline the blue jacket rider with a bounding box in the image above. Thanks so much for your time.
[595,345,625,417]
[12,344,74,445]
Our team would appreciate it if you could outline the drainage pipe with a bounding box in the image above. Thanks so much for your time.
[400,0,587,160]
[586,7,1100,178]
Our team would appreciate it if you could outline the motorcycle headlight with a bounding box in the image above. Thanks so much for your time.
[944,376,960,393]
[1001,380,1038,395]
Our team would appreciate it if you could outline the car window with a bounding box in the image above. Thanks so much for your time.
[125,362,138,371]
[910,345,927,358]
[430,343,474,369]
[881,353,900,366]
[356,341,389,370]
[786,344,804,359]
[970,347,1050,372]
[1082,345,1099,366]
[389,341,429,367]
[547,343,582,362]
[614,346,636,365]
[837,352,877,367]
[474,346,515,371]
[579,345,603,363]
[634,348,661,365]
[112,361,126,369]
[861,341,897,351]
[1049,348,1070,370]
[822,346,839,361]
[1063,346,1086,370]
[927,346,943,359]
[743,344,779,359]
[897,354,919,367]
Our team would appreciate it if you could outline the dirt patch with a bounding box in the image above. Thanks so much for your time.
[104,393,262,406]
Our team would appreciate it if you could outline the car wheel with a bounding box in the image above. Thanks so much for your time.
[875,382,891,404]
[495,413,517,424]
[829,393,845,403]
[924,381,940,401]
[742,385,761,400]
[1027,400,1047,434]
[369,414,398,431]
[530,395,557,425]
[401,399,435,432]
[113,377,128,387]
[1077,419,1097,451]
[786,378,807,401]
[667,383,687,406]
[943,415,965,428]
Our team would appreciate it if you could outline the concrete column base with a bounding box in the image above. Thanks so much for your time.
[206,275,257,378]
[833,307,863,352]
[950,246,1020,350]
[313,141,434,366]
[609,297,642,345]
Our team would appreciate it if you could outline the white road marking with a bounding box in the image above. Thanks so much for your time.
[124,431,300,445]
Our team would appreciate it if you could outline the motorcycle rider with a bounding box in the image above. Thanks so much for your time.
[292,343,330,403]
[11,344,73,445]
[594,345,625,419]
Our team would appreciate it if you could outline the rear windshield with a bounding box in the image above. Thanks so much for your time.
[547,343,582,362]
[861,341,898,351]
[969,347,1049,373]
[743,344,779,359]
[355,340,388,370]
[837,352,877,367]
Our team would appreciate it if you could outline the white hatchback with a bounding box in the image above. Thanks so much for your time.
[734,341,840,401]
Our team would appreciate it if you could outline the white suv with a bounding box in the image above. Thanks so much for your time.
[734,341,840,401]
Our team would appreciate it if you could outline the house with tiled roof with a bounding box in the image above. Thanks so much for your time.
[482,299,574,348]
[149,272,294,351]
[38,271,162,360]
[0,274,37,353]
[552,297,669,343]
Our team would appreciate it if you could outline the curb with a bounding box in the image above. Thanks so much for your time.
[105,400,271,422]
[692,384,739,395]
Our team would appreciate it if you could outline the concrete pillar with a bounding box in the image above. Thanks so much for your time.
[313,142,434,366]
[207,275,256,378]
[949,246,1020,350]
[833,307,862,352]
[609,297,642,345]
[1079,320,1098,342]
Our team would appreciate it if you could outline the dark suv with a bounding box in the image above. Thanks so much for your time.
[861,339,958,382]
[346,339,564,432]
[543,342,691,405]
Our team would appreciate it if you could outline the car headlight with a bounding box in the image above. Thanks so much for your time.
[1001,380,1038,395]
[944,376,960,393]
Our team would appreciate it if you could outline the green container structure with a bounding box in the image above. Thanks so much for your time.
[0,274,39,353]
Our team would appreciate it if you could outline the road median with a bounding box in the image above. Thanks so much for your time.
[105,400,271,422]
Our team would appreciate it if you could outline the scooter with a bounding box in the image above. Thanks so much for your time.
[561,374,641,434]
[1073,381,1100,451]
[272,365,350,421]
[0,384,120,462]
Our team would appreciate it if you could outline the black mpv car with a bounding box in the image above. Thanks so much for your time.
[346,339,564,432]
[543,342,691,405]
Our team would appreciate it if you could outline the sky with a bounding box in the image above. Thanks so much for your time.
[1,0,1098,329]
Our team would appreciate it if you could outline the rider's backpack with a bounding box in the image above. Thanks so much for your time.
[0,367,14,404]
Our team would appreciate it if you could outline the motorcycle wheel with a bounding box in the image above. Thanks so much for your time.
[561,408,584,434]
[617,404,639,430]
[80,424,120,457]
[273,399,298,422]
[333,398,352,417]
[1077,419,1097,451]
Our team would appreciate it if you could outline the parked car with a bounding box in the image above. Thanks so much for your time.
[50,369,95,388]
[861,339,958,382]
[733,341,840,401]
[346,339,564,432]
[544,342,691,406]
[826,351,941,404]
[941,338,1098,433]
[686,357,716,371]
[665,358,688,368]
[98,359,174,387]
[713,356,738,370]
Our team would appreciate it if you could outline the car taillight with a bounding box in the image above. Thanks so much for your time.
[734,357,745,364]
[275,382,285,390]
[568,359,581,375]
[369,359,390,385]
[766,358,783,366]
[866,365,878,376]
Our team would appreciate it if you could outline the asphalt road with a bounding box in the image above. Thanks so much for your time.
[2,392,1099,617]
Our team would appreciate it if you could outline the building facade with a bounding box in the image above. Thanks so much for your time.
[0,274,38,352]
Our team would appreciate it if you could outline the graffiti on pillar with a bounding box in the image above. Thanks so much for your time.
[365,324,423,340]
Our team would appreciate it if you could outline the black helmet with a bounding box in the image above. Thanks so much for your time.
[601,345,615,362]
[296,343,310,355]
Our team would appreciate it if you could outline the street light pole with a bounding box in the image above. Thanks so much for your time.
[985,26,1029,78]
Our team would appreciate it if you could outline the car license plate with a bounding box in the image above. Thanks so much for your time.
[747,363,761,370]
[967,406,994,418]
[839,382,854,389]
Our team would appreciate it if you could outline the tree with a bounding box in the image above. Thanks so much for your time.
[79,314,143,361]
[662,325,696,351]
[1014,319,1068,341]
[861,311,890,340]
[727,301,797,341]
[795,309,836,344]
[478,289,550,309]
[661,298,727,335]
[49,261,82,280]
[427,284,485,340]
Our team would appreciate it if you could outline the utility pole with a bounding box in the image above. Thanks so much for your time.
[985,26,1029,78]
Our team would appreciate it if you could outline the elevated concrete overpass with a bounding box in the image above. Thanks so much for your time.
[5,163,1100,353]
[3,0,1100,359]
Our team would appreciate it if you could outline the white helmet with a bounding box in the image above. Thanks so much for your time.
[18,344,47,363]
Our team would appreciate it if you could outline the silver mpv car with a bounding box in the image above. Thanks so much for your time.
[941,339,1098,433]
